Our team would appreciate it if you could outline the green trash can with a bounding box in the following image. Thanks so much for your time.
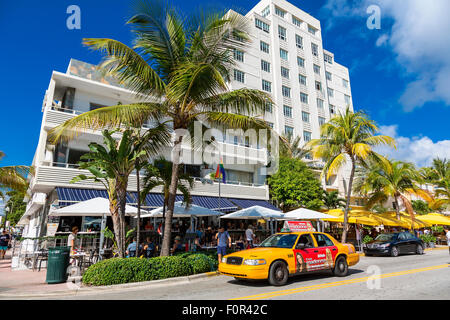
[46,246,71,284]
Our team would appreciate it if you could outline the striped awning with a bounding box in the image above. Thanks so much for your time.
[228,198,280,211]
[55,187,238,213]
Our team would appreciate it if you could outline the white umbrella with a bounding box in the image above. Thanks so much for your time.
[49,197,146,216]
[139,201,222,218]
[281,208,336,232]
[281,208,336,220]
[219,205,283,219]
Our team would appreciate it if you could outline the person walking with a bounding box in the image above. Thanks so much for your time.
[216,226,231,263]
[0,229,10,259]
[68,226,79,255]
[245,225,255,249]
[445,228,450,255]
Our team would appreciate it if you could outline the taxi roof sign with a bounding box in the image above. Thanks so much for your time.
[283,221,315,232]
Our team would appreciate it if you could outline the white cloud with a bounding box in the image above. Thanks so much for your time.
[376,125,450,167]
[321,0,450,111]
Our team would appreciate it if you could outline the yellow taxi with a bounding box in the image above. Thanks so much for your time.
[219,230,359,286]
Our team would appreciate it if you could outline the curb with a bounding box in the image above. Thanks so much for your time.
[0,271,220,299]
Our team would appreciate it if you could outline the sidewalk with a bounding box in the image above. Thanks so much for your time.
[0,250,71,296]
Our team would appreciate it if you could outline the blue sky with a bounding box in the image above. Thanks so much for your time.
[0,0,449,168]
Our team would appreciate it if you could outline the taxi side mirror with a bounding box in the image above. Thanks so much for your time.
[296,243,306,250]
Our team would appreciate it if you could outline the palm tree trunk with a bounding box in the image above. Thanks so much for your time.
[136,161,141,256]
[394,195,401,221]
[116,176,128,258]
[342,159,356,243]
[160,136,183,256]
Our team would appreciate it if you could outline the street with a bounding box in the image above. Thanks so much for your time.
[26,248,450,300]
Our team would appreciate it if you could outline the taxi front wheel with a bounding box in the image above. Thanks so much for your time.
[268,261,289,286]
[333,256,348,277]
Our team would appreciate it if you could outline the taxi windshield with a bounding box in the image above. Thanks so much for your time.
[259,234,298,248]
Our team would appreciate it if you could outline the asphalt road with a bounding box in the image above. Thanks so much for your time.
[43,248,450,300]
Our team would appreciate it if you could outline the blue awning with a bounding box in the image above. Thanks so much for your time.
[56,188,237,213]
[228,198,280,211]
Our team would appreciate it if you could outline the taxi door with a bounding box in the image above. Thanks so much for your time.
[292,233,319,274]
[312,233,339,270]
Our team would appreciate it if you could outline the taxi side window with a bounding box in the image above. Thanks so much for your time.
[314,234,334,247]
[296,234,314,248]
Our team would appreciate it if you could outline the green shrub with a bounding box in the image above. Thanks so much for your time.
[185,254,212,274]
[82,256,191,286]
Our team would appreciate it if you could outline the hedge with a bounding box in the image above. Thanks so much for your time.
[82,253,220,286]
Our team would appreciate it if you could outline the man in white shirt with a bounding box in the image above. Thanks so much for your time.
[445,228,450,255]
[245,225,255,249]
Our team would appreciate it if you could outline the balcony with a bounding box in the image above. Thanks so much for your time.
[31,162,269,200]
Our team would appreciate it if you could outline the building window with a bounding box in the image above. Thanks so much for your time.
[281,66,290,79]
[261,5,270,17]
[267,121,274,129]
[295,34,303,49]
[233,49,244,62]
[262,80,271,92]
[285,126,294,136]
[313,64,320,75]
[308,25,317,35]
[282,86,291,98]
[302,111,310,123]
[344,94,351,105]
[265,101,273,113]
[280,48,288,60]
[297,57,305,68]
[300,92,308,104]
[343,79,349,88]
[324,54,333,64]
[311,43,319,57]
[261,60,271,73]
[275,6,286,18]
[233,69,245,83]
[303,131,312,142]
[292,16,302,27]
[329,104,336,115]
[255,18,270,33]
[283,105,292,118]
[328,88,334,97]
[315,81,322,92]
[278,25,287,41]
[318,117,326,126]
[317,98,324,109]
[326,71,332,81]
[299,74,307,86]
[89,103,107,111]
[260,41,270,53]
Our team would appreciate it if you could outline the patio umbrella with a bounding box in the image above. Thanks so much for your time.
[49,197,146,216]
[139,201,222,218]
[323,209,384,226]
[416,213,450,226]
[282,208,336,220]
[219,206,283,219]
[379,212,431,229]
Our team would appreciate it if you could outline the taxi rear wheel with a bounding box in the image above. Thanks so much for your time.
[333,256,348,277]
[268,261,288,286]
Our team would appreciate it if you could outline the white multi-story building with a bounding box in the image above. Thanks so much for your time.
[19,0,356,243]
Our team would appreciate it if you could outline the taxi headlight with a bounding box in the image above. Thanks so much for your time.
[221,257,227,263]
[243,259,266,266]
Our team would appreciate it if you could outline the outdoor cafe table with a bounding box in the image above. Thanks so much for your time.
[70,252,87,267]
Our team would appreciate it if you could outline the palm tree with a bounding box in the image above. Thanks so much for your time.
[0,151,32,228]
[72,127,169,257]
[279,134,311,159]
[49,0,273,256]
[322,190,346,210]
[354,159,424,224]
[418,158,450,211]
[140,158,194,238]
[306,107,396,242]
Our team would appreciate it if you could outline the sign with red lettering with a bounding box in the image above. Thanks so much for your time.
[284,221,315,232]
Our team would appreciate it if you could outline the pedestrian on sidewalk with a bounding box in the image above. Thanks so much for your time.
[445,228,450,255]
[216,226,231,263]
[68,226,79,255]
[0,229,11,259]
[245,225,255,249]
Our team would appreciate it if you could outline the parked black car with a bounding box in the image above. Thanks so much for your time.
[363,232,425,257]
